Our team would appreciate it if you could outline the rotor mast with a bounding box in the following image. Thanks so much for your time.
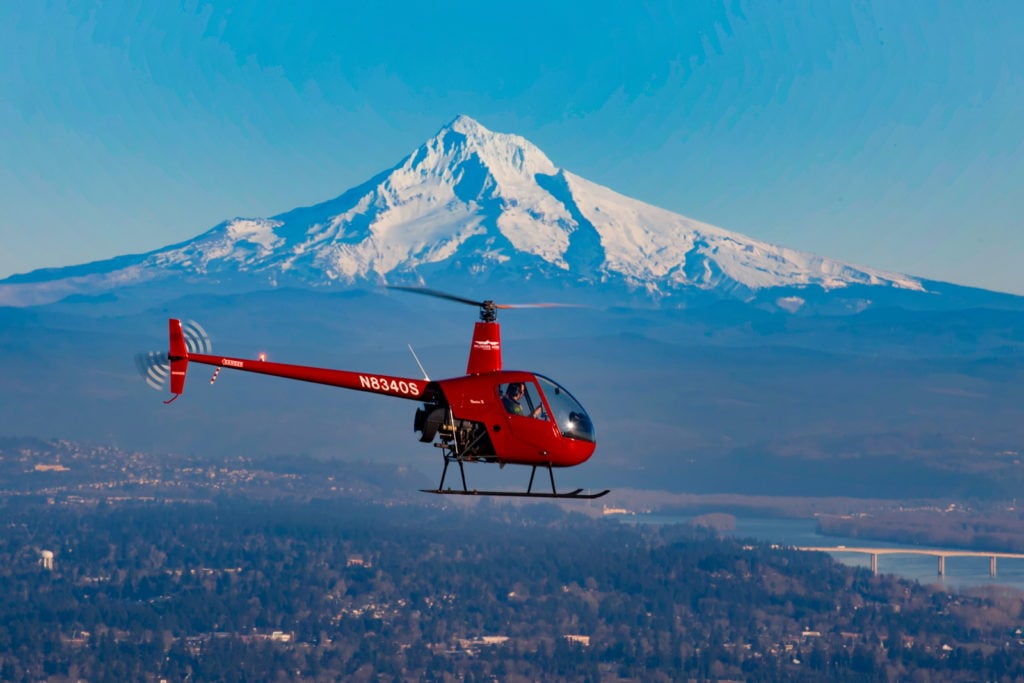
[386,286,575,374]
[467,315,502,374]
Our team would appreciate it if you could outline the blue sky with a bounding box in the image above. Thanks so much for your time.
[1,1,1022,292]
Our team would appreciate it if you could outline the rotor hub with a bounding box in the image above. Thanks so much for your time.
[480,300,498,323]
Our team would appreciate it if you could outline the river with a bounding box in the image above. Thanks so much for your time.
[634,514,1024,593]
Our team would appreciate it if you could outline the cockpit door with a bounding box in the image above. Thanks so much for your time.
[496,380,557,458]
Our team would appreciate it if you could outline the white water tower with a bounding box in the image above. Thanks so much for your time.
[40,549,54,571]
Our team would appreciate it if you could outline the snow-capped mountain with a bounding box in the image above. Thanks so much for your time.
[0,115,923,307]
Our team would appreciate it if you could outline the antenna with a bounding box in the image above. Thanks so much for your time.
[408,344,431,381]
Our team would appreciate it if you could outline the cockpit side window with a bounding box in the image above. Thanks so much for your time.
[498,381,546,420]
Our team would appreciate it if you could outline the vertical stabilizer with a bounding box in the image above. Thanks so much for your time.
[168,319,190,396]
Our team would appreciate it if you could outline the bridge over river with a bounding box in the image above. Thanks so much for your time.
[797,546,1024,577]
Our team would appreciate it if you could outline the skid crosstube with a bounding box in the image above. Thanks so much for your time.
[421,487,610,499]
[428,457,609,500]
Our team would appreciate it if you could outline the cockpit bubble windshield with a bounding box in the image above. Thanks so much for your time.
[535,374,596,443]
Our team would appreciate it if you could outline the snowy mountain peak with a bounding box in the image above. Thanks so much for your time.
[0,117,926,308]
[398,115,558,199]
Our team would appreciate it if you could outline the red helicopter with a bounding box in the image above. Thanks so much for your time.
[137,287,608,499]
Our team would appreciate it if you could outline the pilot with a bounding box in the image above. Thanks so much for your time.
[502,382,542,418]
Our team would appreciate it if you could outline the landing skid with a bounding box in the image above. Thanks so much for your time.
[427,458,610,500]
[422,487,609,499]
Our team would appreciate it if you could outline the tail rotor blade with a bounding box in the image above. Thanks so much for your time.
[135,351,171,391]
[182,320,212,354]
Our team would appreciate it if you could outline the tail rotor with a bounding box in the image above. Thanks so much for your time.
[135,319,211,402]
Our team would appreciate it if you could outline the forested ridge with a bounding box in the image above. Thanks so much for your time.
[2,496,1024,682]
[4,437,1024,681]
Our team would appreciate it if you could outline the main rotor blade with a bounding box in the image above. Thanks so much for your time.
[388,286,582,310]
[494,303,584,310]
[386,286,484,308]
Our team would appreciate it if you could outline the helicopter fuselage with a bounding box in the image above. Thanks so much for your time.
[419,370,596,468]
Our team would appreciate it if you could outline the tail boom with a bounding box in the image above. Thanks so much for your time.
[158,318,429,403]
[186,352,430,401]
